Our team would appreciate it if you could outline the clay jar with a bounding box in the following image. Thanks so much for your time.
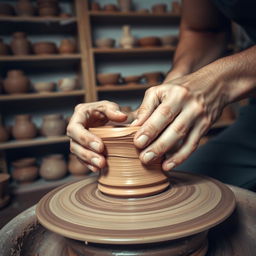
[3,70,30,94]
[143,72,163,86]
[11,32,31,55]
[12,157,38,183]
[95,38,115,48]
[103,4,118,12]
[16,0,35,16]
[41,114,66,137]
[68,154,90,176]
[12,114,37,140]
[118,0,132,12]
[0,38,9,56]
[123,75,141,85]
[151,4,167,14]
[91,2,101,11]
[40,154,67,180]
[138,36,161,47]
[37,1,60,16]
[97,73,121,86]
[33,42,57,55]
[120,25,136,49]
[59,39,76,54]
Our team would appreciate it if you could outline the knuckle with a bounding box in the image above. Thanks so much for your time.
[145,86,155,96]
[79,135,88,145]
[177,86,190,100]
[69,144,74,153]
[154,141,167,155]
[74,103,84,112]
[172,123,188,138]
[66,125,73,136]
[159,104,172,118]
[144,122,158,138]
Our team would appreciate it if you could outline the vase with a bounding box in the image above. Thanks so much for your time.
[41,114,66,137]
[59,39,76,54]
[10,32,31,55]
[117,0,132,12]
[0,38,9,56]
[12,161,38,183]
[68,154,90,176]
[3,70,30,94]
[120,25,136,49]
[40,154,67,180]
[12,114,37,140]
[16,0,35,16]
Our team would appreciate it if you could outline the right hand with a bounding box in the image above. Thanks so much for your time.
[67,101,128,172]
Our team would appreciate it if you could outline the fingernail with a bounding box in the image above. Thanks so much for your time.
[143,152,156,163]
[131,119,138,126]
[91,157,101,167]
[87,164,97,172]
[136,134,149,147]
[115,110,125,115]
[166,162,175,171]
[90,141,101,152]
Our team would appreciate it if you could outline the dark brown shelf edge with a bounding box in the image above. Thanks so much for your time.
[12,174,94,195]
[0,54,82,62]
[89,11,180,18]
[0,90,85,101]
[97,84,151,92]
[0,16,77,23]
[92,46,176,54]
[0,136,69,150]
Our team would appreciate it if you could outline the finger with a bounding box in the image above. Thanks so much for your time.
[162,119,209,171]
[130,87,159,126]
[70,139,106,169]
[75,156,100,172]
[139,101,203,164]
[133,102,181,149]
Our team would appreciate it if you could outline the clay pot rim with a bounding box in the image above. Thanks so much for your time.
[0,173,10,182]
[12,157,36,168]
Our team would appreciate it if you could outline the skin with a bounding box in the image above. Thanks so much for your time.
[67,0,256,172]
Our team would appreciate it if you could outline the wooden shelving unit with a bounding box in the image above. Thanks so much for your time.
[97,84,151,92]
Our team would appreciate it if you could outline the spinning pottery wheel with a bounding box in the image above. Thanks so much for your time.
[36,126,236,256]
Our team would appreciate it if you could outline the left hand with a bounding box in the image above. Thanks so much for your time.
[131,68,228,171]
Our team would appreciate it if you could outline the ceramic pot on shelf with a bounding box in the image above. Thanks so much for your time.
[171,1,181,15]
[160,35,178,47]
[58,77,77,91]
[12,114,37,140]
[138,36,161,47]
[16,0,35,16]
[40,154,67,180]
[33,82,55,93]
[68,154,90,176]
[151,4,167,14]
[10,32,31,55]
[95,38,115,48]
[12,157,38,183]
[59,39,76,54]
[0,119,9,142]
[33,42,57,55]
[103,4,118,12]
[117,0,132,12]
[91,2,101,11]
[120,25,136,49]
[142,72,163,86]
[97,73,121,86]
[3,70,30,94]
[41,114,66,137]
[0,38,9,56]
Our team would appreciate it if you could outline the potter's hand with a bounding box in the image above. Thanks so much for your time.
[67,101,127,172]
[132,68,228,171]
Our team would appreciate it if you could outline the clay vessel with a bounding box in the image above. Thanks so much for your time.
[143,71,163,85]
[12,157,36,168]
[97,73,121,86]
[68,154,90,176]
[33,42,57,55]
[0,3,15,16]
[41,114,66,137]
[117,0,132,12]
[33,82,55,93]
[10,32,31,55]
[12,166,38,183]
[3,70,30,94]
[171,1,181,15]
[59,39,76,54]
[0,173,10,209]
[151,4,167,14]
[95,38,115,48]
[123,75,141,85]
[120,25,136,49]
[138,36,161,47]
[12,114,37,140]
[103,4,118,12]
[40,154,67,180]
[160,35,178,47]
[0,38,9,56]
[137,8,149,14]
[58,77,77,91]
[91,2,101,11]
[38,4,60,16]
[0,121,9,142]
[16,0,35,16]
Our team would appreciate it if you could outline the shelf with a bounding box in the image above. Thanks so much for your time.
[0,16,77,23]
[0,54,81,62]
[0,90,85,102]
[97,84,151,92]
[0,136,69,150]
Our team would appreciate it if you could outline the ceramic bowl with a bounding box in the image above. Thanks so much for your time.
[12,166,38,183]
[12,157,37,168]
[58,77,77,91]
[97,73,121,86]
[33,42,57,55]
[160,35,178,47]
[142,71,163,85]
[103,4,118,12]
[33,82,55,93]
[138,36,161,47]
[123,75,142,85]
[95,38,115,48]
